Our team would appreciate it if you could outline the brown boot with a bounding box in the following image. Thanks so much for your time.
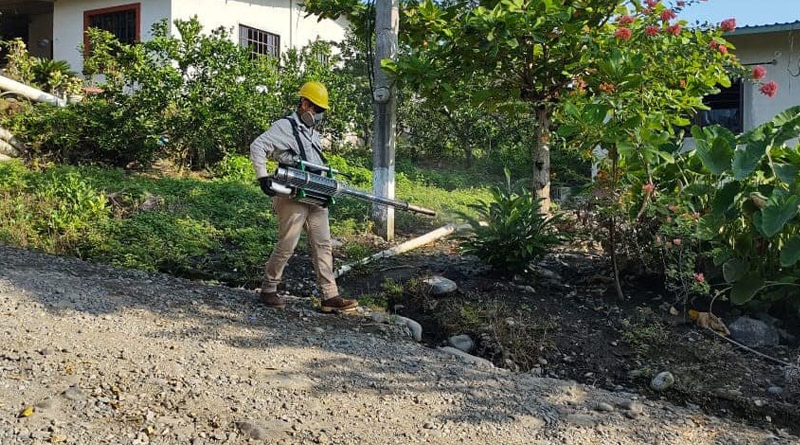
[260,291,286,309]
[320,296,358,313]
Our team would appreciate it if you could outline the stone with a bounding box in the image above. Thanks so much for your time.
[767,386,784,395]
[618,400,641,413]
[423,276,458,296]
[62,386,85,401]
[728,317,779,348]
[447,335,474,353]
[394,316,423,342]
[650,371,675,391]
[0,153,13,163]
[437,346,494,368]
[594,402,614,412]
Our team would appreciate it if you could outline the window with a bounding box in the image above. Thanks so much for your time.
[694,80,743,134]
[239,25,280,58]
[84,3,140,51]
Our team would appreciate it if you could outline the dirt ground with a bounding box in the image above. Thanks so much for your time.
[1,243,798,444]
[323,236,800,437]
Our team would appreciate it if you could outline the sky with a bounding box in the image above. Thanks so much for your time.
[678,0,800,27]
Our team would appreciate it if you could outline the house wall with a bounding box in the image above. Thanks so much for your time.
[28,13,54,59]
[170,0,348,53]
[53,0,172,73]
[728,31,800,130]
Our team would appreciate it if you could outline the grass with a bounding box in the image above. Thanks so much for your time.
[0,155,492,288]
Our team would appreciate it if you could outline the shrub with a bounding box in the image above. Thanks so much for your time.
[458,170,565,277]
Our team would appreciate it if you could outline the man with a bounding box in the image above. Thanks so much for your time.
[250,81,358,313]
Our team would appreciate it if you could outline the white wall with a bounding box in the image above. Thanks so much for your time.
[728,31,800,131]
[53,0,172,73]
[171,0,348,53]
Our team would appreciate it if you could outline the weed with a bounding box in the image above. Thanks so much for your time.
[621,307,671,357]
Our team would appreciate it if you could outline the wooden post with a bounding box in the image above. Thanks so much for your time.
[371,0,399,241]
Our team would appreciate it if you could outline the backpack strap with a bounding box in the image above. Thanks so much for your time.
[284,116,327,165]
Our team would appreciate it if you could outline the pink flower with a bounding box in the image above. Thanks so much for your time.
[692,212,700,220]
[760,81,778,98]
[717,45,728,54]
[669,205,679,212]
[645,0,659,7]
[708,40,718,49]
[676,0,685,6]
[720,18,736,32]
[617,15,634,26]
[661,9,677,22]
[615,27,632,40]
[666,24,682,36]
[646,25,660,36]
[694,273,705,283]
[643,182,655,195]
[751,65,767,80]
[673,238,682,246]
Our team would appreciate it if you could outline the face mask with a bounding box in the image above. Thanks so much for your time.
[301,110,325,128]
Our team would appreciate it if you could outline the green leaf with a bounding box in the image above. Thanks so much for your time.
[697,214,724,241]
[722,258,748,283]
[730,271,765,305]
[694,126,734,176]
[780,236,800,267]
[759,189,800,237]
[711,181,741,216]
[773,163,799,184]
[732,140,767,180]
[556,125,578,137]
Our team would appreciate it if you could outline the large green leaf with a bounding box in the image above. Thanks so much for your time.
[722,258,748,283]
[730,271,765,305]
[732,140,767,180]
[693,125,734,176]
[759,189,800,237]
[780,235,800,267]
[711,181,741,215]
[774,163,799,184]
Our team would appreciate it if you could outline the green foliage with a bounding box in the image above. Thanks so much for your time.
[458,170,564,276]
[1,39,83,97]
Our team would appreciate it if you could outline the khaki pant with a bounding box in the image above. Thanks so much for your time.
[262,196,339,299]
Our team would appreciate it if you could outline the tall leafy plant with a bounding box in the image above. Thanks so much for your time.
[458,170,564,277]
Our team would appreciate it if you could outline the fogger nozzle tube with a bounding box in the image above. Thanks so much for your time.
[272,166,436,216]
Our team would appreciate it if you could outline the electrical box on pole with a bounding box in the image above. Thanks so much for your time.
[371,0,399,241]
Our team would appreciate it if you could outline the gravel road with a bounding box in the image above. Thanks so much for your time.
[1,245,796,445]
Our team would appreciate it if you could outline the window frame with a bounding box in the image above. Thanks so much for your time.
[83,2,141,54]
[239,24,281,59]
[693,80,744,134]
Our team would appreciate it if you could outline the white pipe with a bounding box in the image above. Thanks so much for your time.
[0,140,19,157]
[0,74,66,107]
[0,127,25,151]
[334,223,471,278]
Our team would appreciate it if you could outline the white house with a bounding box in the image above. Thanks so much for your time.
[700,20,800,133]
[0,0,349,73]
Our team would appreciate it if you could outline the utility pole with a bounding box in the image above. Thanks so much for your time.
[371,0,399,241]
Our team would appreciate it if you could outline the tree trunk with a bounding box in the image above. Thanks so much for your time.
[532,106,551,212]
[463,144,473,168]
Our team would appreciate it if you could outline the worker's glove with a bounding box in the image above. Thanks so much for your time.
[258,177,275,196]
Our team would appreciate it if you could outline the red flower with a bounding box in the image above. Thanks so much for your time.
[615,27,632,40]
[666,24,682,36]
[661,9,677,22]
[751,65,767,80]
[645,0,659,7]
[673,238,682,246]
[694,273,705,283]
[643,182,655,195]
[760,81,778,98]
[646,25,660,36]
[617,15,634,26]
[717,45,728,54]
[676,0,685,6]
[720,18,736,32]
[708,40,718,49]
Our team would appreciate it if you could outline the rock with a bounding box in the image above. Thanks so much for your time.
[0,153,13,163]
[768,386,784,395]
[728,317,779,348]
[235,420,288,441]
[422,421,436,430]
[650,371,675,391]
[423,276,457,296]
[531,265,563,283]
[437,346,494,368]
[594,402,614,412]
[618,400,641,412]
[370,313,386,323]
[447,334,474,353]
[394,316,423,342]
[565,413,596,428]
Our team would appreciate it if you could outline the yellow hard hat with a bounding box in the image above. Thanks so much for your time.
[298,81,329,110]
